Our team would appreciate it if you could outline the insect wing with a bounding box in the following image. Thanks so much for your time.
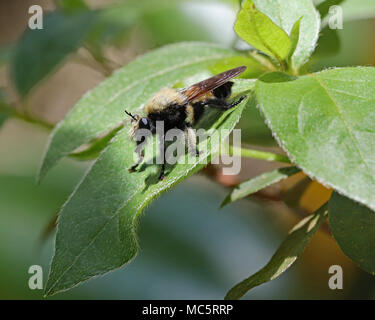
[179,66,246,103]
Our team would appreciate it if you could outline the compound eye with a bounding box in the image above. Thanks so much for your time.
[141,118,148,126]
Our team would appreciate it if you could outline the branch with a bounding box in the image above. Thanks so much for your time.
[227,145,292,164]
[0,103,54,131]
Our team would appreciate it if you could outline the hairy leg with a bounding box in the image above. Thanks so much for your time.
[158,134,166,180]
[128,143,144,172]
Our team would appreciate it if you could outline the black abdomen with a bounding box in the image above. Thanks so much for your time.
[213,81,233,100]
[192,81,234,123]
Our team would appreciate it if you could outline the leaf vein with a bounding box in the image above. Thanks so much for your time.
[311,73,375,181]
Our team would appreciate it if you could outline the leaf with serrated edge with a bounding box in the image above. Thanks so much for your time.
[221,166,300,207]
[44,93,250,296]
[329,192,375,274]
[256,67,375,212]
[38,43,243,182]
[225,203,328,300]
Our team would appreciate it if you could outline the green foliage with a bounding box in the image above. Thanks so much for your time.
[3,0,375,299]
[234,0,291,62]
[329,193,375,274]
[237,102,275,146]
[45,90,248,296]
[211,56,266,79]
[287,18,302,62]
[11,11,98,96]
[225,204,328,299]
[140,2,213,46]
[84,2,140,58]
[57,0,89,13]
[222,166,300,207]
[252,0,320,71]
[316,0,345,19]
[38,43,244,181]
[70,125,123,161]
[313,26,341,58]
[256,68,375,212]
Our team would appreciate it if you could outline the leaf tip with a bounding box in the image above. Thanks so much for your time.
[220,195,231,208]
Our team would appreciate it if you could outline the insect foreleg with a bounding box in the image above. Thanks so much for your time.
[158,134,166,181]
[129,142,145,172]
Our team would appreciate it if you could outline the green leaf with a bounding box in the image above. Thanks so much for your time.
[225,203,328,300]
[85,3,139,57]
[227,81,275,146]
[210,56,266,79]
[140,1,213,47]
[38,43,242,181]
[57,0,89,13]
[234,0,291,62]
[233,90,275,146]
[256,67,375,212]
[232,78,257,93]
[11,11,98,96]
[221,166,300,207]
[329,192,375,274]
[237,102,275,146]
[253,0,320,70]
[288,17,302,61]
[86,0,232,54]
[313,26,341,58]
[44,94,248,296]
[70,125,123,161]
[316,0,345,19]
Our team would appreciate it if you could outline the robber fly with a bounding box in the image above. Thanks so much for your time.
[125,66,247,180]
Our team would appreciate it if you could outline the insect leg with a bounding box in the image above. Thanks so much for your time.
[205,95,247,110]
[158,134,166,181]
[185,126,200,156]
[128,142,144,172]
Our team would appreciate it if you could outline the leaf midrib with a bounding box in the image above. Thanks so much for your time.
[45,168,147,295]
[46,132,215,295]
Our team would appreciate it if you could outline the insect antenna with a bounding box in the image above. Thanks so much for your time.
[124,110,137,121]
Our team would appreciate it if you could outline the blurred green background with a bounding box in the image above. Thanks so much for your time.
[0,0,375,299]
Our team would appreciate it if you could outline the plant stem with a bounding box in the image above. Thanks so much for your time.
[15,111,54,130]
[227,145,292,164]
[0,103,54,130]
[248,50,277,72]
[82,45,114,76]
